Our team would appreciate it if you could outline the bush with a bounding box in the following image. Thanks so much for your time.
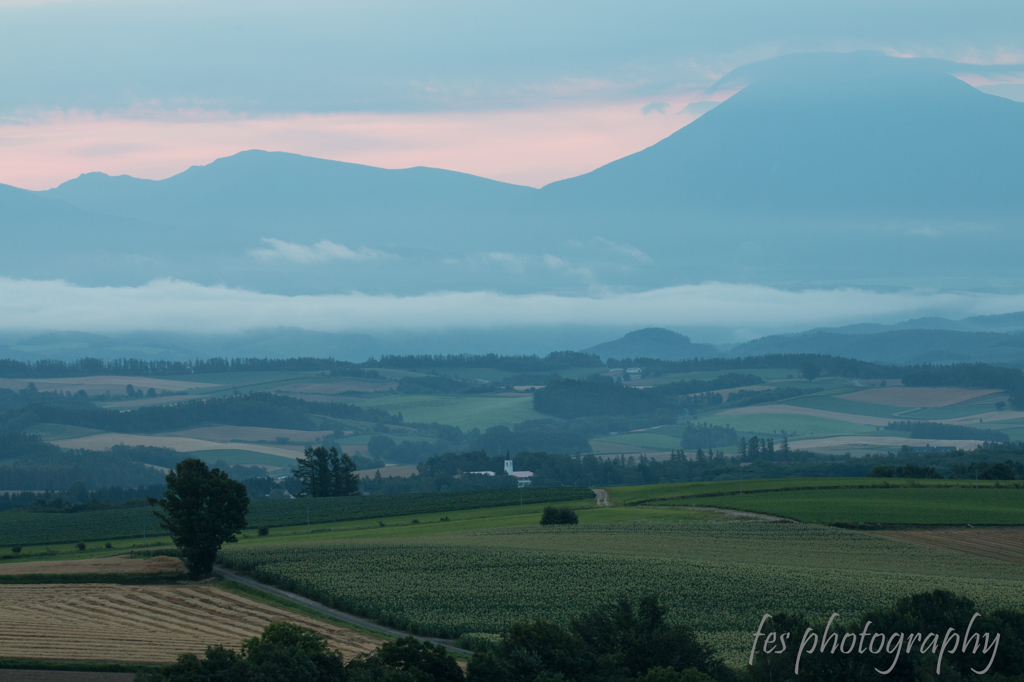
[867,465,894,478]
[257,526,269,536]
[105,542,113,549]
[540,506,578,525]
[11,546,21,554]
[76,541,86,551]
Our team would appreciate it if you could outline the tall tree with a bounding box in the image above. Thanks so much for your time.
[149,458,249,578]
[296,446,360,497]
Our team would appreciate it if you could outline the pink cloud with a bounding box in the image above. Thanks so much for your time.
[0,95,724,190]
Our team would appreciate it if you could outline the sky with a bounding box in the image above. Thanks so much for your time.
[2,0,1024,344]
[1,0,1023,190]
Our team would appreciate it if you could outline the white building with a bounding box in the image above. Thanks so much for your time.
[505,457,533,487]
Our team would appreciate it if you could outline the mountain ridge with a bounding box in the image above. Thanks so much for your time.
[5,51,1024,295]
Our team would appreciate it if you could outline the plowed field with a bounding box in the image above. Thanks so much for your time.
[876,527,1024,565]
[0,584,384,663]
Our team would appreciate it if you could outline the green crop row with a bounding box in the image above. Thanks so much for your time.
[217,522,1024,665]
[0,486,593,547]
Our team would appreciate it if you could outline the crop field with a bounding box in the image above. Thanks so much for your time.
[0,584,384,663]
[875,527,1024,565]
[218,522,1024,664]
[0,486,594,546]
[676,486,1024,525]
[356,394,542,430]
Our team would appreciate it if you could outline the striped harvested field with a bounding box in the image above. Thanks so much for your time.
[0,584,384,663]
[876,527,1024,566]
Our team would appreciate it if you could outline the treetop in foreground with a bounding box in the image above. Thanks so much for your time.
[149,458,249,578]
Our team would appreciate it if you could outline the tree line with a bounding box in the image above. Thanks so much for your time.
[1,391,402,435]
[884,420,1009,442]
[359,444,1024,495]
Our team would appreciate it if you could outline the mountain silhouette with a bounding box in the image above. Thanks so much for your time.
[4,51,1024,294]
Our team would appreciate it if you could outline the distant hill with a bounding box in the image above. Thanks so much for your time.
[819,311,1024,336]
[583,328,719,361]
[730,329,1024,366]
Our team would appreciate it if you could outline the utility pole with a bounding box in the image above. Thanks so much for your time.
[307,504,310,533]
[520,485,523,514]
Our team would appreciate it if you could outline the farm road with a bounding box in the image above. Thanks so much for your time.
[593,489,611,506]
[214,567,472,656]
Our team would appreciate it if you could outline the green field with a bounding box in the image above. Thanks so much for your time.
[684,486,1024,525]
[355,393,543,430]
[0,486,593,547]
[218,522,1024,664]
[190,449,298,468]
[590,432,680,450]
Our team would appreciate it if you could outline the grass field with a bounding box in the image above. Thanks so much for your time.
[218,522,1024,664]
[0,584,384,663]
[355,394,543,430]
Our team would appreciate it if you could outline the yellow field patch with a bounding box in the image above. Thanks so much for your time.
[0,555,185,576]
[51,433,302,458]
[0,584,385,663]
[838,386,998,407]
